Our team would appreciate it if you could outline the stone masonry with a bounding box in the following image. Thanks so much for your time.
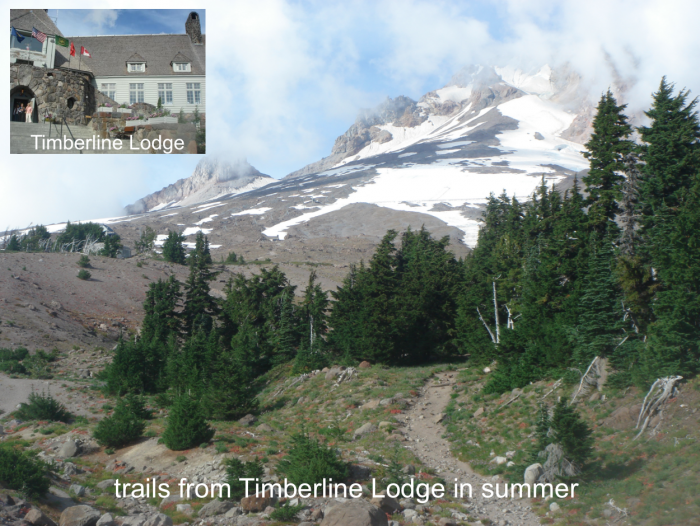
[10,64,96,124]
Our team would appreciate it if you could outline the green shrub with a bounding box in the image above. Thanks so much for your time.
[93,400,146,449]
[0,347,28,361]
[215,442,228,454]
[0,360,26,374]
[270,502,305,521]
[225,251,238,264]
[0,443,52,497]
[77,269,91,280]
[176,455,186,462]
[15,391,72,422]
[161,395,214,451]
[78,255,91,268]
[276,434,348,485]
[224,458,264,499]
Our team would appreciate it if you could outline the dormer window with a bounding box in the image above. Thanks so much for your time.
[171,52,193,73]
[126,53,147,73]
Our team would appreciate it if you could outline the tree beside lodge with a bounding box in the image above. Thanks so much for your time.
[10,9,205,124]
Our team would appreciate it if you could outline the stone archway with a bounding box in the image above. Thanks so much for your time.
[10,85,37,122]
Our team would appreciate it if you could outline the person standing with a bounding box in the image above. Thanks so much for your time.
[25,101,33,123]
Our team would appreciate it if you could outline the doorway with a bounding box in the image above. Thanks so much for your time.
[10,86,38,122]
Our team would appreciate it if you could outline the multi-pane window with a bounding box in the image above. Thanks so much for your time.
[100,83,116,100]
[175,63,188,71]
[186,83,201,104]
[129,83,144,104]
[128,63,144,72]
[158,83,173,105]
[11,31,43,52]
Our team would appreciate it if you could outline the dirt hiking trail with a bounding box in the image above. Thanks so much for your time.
[396,371,542,526]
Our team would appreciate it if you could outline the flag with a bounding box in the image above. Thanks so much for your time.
[11,27,25,43]
[80,46,91,58]
[70,42,76,57]
[55,35,69,47]
[31,27,47,43]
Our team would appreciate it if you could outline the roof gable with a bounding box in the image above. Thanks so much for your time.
[171,52,192,63]
[126,53,147,63]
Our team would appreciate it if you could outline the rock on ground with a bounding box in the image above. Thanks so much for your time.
[321,499,388,526]
[25,508,57,526]
[59,505,100,526]
[198,499,235,517]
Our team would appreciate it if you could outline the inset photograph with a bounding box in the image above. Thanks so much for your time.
[10,9,205,154]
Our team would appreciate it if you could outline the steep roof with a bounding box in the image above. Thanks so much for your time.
[10,9,63,37]
[55,34,206,76]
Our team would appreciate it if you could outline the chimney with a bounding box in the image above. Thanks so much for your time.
[185,12,202,44]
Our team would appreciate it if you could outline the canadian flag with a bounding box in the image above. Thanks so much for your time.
[80,46,91,57]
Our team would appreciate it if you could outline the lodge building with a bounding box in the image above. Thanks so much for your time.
[10,9,205,124]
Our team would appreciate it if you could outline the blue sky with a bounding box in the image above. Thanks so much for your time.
[47,9,206,37]
[2,0,700,229]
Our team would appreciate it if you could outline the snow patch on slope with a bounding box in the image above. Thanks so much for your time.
[264,163,565,246]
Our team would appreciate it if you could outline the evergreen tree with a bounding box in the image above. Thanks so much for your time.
[272,289,298,365]
[6,235,20,251]
[161,394,214,450]
[551,398,594,470]
[220,265,295,374]
[100,234,123,258]
[93,398,146,448]
[638,171,700,382]
[182,232,219,335]
[583,90,633,237]
[103,338,166,394]
[531,403,551,461]
[162,231,186,264]
[637,77,700,225]
[141,276,182,345]
[203,327,259,420]
[572,236,626,365]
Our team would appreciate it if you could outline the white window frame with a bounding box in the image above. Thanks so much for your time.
[157,83,173,105]
[100,83,116,100]
[129,83,144,104]
[128,62,145,73]
[174,62,190,72]
[186,82,201,104]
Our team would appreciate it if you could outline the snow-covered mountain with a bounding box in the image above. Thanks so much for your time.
[76,64,597,260]
[125,158,273,214]
[258,64,592,246]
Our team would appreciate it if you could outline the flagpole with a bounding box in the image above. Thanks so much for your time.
[79,49,82,71]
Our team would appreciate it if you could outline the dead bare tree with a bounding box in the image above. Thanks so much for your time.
[477,275,503,346]
[570,356,600,404]
[634,375,683,440]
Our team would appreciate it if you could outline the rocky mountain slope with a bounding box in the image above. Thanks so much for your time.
[125,158,273,214]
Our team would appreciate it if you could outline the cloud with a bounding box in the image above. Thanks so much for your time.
[83,9,118,31]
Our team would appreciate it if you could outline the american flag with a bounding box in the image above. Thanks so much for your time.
[31,27,47,43]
